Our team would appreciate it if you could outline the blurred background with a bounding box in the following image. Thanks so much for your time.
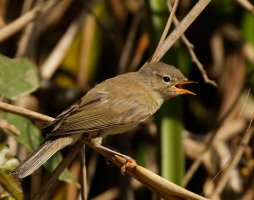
[0,0,254,199]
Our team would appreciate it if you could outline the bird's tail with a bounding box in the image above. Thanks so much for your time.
[11,136,76,178]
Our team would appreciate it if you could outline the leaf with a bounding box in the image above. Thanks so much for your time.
[0,113,42,151]
[0,113,77,184]
[0,170,23,200]
[0,54,40,100]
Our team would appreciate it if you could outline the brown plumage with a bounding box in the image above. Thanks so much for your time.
[11,62,195,178]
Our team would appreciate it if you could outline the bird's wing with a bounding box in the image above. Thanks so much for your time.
[46,86,157,137]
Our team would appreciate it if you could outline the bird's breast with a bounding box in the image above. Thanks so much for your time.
[98,122,140,137]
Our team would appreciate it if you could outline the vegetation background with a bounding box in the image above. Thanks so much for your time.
[0,0,254,199]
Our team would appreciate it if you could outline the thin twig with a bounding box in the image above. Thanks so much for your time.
[41,0,74,31]
[238,80,253,118]
[77,13,95,89]
[152,0,211,62]
[0,119,20,135]
[166,1,217,87]
[15,21,35,58]
[188,44,217,86]
[210,113,254,198]
[0,101,54,122]
[32,141,83,200]
[80,145,88,200]
[118,12,141,74]
[184,88,243,186]
[151,0,179,62]
[185,77,247,189]
[0,0,58,42]
[40,11,86,80]
[86,152,98,194]
[236,0,254,15]
[20,0,34,14]
[129,32,150,71]
[15,0,35,58]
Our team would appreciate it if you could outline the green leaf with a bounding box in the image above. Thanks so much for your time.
[0,113,77,184]
[0,113,42,151]
[0,54,40,100]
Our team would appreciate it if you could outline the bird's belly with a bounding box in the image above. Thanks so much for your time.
[99,123,139,137]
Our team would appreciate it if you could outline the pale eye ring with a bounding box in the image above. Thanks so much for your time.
[162,75,171,83]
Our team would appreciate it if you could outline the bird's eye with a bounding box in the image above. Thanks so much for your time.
[162,75,171,83]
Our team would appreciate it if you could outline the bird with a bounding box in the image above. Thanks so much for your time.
[11,61,195,178]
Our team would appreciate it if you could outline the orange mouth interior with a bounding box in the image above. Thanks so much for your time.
[174,81,196,95]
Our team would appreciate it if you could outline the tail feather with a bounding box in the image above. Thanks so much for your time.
[11,137,75,178]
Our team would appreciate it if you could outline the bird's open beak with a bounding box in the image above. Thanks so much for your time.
[174,81,197,95]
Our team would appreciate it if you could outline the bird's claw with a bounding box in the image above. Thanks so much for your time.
[121,157,136,175]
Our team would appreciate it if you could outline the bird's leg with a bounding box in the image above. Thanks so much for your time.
[88,137,136,174]
[96,145,136,174]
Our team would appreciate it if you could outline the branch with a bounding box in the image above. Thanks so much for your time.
[151,0,179,62]
[151,0,211,62]
[166,1,217,87]
[0,0,58,42]
[184,88,244,186]
[1,102,208,200]
[40,11,86,80]
[118,12,141,74]
[80,145,88,200]
[85,142,209,200]
[0,101,54,122]
[236,0,254,16]
[210,113,254,198]
[32,141,83,200]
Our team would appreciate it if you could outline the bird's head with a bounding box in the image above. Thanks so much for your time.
[138,62,196,100]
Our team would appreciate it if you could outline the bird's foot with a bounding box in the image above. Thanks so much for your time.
[120,157,136,175]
